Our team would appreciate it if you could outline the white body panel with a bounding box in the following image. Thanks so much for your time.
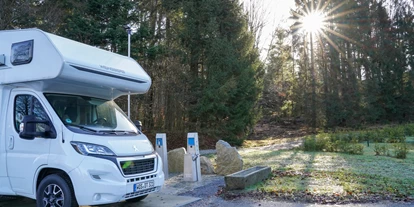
[6,89,51,196]
[0,28,151,99]
[0,29,164,205]
[0,86,15,195]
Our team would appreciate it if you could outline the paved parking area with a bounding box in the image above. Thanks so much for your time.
[2,174,413,207]
[0,173,212,207]
[0,193,199,207]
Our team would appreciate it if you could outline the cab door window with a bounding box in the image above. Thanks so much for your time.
[14,95,50,133]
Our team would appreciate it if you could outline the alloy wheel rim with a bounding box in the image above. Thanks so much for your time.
[42,184,64,207]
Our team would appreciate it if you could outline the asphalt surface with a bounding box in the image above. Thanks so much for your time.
[0,193,199,207]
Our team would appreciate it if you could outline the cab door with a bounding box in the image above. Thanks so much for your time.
[5,90,52,195]
[0,87,15,195]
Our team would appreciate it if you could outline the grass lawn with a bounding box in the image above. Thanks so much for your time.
[225,142,414,204]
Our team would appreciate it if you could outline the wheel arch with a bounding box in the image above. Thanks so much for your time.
[35,167,78,207]
[35,167,74,194]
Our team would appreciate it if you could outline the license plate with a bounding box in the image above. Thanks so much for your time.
[133,180,154,192]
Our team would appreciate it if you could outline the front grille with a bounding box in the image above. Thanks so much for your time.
[124,187,159,199]
[127,174,157,183]
[120,158,155,175]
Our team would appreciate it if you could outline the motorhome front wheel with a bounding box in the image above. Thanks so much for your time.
[36,174,78,207]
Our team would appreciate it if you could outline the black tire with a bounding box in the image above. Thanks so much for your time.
[36,174,77,207]
[125,194,148,203]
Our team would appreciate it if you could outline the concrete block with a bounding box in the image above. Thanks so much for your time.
[224,166,271,190]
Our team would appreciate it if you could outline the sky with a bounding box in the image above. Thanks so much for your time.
[242,0,295,60]
[260,0,295,48]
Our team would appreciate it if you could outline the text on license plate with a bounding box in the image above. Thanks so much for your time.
[134,180,155,192]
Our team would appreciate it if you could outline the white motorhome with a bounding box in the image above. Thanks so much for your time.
[0,29,164,206]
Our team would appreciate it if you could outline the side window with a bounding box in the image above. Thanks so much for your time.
[14,95,49,133]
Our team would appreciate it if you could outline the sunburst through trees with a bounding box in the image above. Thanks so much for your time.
[291,0,361,53]
[287,0,384,128]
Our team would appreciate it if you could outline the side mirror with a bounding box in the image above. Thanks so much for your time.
[134,120,142,131]
[19,115,57,140]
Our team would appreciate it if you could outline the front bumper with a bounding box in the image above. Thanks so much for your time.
[69,154,165,205]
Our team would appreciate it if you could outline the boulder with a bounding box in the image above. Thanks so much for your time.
[200,156,215,174]
[215,140,243,175]
[168,147,186,173]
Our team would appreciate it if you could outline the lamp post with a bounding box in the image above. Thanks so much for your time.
[124,25,132,119]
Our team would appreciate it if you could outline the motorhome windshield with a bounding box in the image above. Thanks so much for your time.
[44,94,138,135]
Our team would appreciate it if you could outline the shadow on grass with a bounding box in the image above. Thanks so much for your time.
[330,144,414,196]
[238,144,414,203]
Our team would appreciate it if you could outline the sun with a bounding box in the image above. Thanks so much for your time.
[290,0,362,55]
[302,11,325,34]
[290,1,330,36]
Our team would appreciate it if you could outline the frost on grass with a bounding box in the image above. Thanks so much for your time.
[241,150,349,172]
[234,147,414,204]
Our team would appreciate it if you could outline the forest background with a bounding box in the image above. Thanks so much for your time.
[1,0,414,148]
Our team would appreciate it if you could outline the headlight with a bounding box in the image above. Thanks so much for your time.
[71,141,116,156]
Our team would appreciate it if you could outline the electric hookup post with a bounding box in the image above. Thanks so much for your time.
[155,133,169,179]
[184,132,202,182]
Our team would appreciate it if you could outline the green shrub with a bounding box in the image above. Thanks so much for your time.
[363,130,374,143]
[338,138,364,155]
[340,140,350,152]
[346,132,355,142]
[352,132,364,142]
[303,135,318,151]
[343,133,352,143]
[403,123,414,136]
[304,124,409,157]
[393,143,409,159]
[346,143,364,155]
[303,134,330,151]
[374,143,390,156]
[359,131,369,141]
[387,127,405,143]
[324,133,337,152]
[372,130,386,143]
[324,141,336,152]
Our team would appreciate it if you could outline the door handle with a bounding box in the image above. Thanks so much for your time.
[8,136,14,150]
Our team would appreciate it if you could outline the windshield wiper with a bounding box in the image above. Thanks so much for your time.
[65,123,99,133]
[99,130,138,135]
